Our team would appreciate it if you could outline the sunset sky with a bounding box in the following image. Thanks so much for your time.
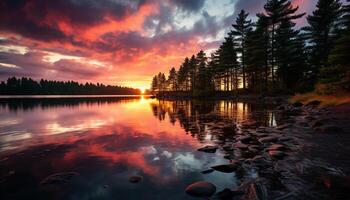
[0,0,346,90]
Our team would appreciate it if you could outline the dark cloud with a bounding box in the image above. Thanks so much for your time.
[172,0,206,12]
[0,0,148,41]
[0,51,104,81]
[193,11,222,37]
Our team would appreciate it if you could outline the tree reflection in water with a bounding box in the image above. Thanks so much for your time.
[150,100,279,143]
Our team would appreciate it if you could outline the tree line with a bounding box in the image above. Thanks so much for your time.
[151,0,350,96]
[0,77,141,95]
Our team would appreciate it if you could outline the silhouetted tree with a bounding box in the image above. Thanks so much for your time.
[304,0,343,81]
[231,10,253,89]
[0,77,140,95]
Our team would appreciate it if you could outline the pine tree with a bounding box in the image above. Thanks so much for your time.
[323,0,350,90]
[246,14,270,92]
[195,50,210,92]
[263,0,305,85]
[275,19,307,91]
[189,55,198,92]
[231,10,253,89]
[218,35,238,91]
[168,67,178,91]
[304,0,342,73]
[178,58,190,91]
[151,75,158,93]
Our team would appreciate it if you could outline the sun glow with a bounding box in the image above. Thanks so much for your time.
[140,87,146,94]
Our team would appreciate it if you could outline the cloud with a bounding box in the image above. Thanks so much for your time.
[0,51,106,81]
[1,0,343,88]
[0,0,150,41]
[172,0,206,12]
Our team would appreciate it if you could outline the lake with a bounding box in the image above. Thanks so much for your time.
[0,96,348,199]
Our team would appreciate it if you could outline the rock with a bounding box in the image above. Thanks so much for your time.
[211,161,241,173]
[276,124,292,130]
[129,176,143,183]
[251,155,266,163]
[236,135,252,143]
[292,102,303,107]
[233,143,249,150]
[223,145,234,152]
[40,172,79,185]
[198,145,218,153]
[266,144,285,151]
[201,169,214,174]
[268,150,286,159]
[185,181,216,197]
[278,136,293,142]
[259,136,278,144]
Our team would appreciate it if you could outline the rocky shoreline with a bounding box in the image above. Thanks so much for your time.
[185,101,350,200]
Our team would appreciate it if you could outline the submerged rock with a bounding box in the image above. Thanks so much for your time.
[198,146,218,153]
[185,181,216,197]
[268,150,286,159]
[259,136,278,144]
[233,143,249,150]
[278,136,293,142]
[223,145,234,152]
[237,135,253,143]
[198,145,218,153]
[211,161,241,173]
[266,144,285,151]
[40,172,79,185]
[129,176,143,183]
[276,124,292,130]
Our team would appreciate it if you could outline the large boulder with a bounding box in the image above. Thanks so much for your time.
[185,181,216,197]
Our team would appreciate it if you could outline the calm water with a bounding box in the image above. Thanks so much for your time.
[0,96,323,199]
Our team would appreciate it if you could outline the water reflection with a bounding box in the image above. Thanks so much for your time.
[151,100,279,143]
[0,97,278,200]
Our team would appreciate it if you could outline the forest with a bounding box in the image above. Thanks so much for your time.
[0,77,141,95]
[151,0,350,97]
